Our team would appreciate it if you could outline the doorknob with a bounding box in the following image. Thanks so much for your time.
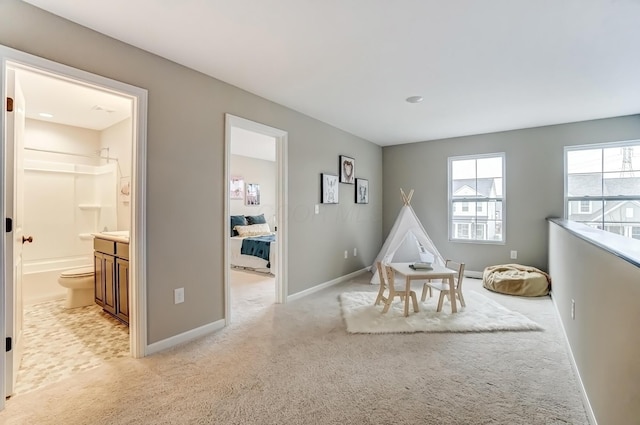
[22,236,33,244]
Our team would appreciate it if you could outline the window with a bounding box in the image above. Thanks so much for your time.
[565,142,640,239]
[632,227,640,240]
[579,200,591,214]
[455,223,470,239]
[449,153,505,243]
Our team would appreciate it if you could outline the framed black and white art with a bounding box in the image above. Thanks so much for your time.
[321,173,339,204]
[339,155,355,184]
[355,178,369,204]
[245,183,260,205]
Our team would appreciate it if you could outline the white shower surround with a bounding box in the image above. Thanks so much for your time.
[22,159,118,305]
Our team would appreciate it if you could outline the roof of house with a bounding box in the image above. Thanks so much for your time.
[567,174,640,197]
[452,178,496,198]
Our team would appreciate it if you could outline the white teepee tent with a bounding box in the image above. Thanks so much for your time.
[370,189,445,284]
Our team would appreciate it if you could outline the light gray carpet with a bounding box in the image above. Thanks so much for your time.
[340,290,543,333]
[0,272,589,424]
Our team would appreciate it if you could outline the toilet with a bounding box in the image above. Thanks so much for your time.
[57,266,95,309]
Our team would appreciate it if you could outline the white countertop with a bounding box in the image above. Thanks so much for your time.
[92,231,130,243]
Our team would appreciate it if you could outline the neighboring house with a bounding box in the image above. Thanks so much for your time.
[567,174,640,239]
[451,178,502,241]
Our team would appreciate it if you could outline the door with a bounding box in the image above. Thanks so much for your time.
[4,68,27,397]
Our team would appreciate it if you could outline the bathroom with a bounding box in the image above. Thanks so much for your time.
[14,67,134,394]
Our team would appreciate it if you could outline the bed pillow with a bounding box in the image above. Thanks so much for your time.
[230,215,248,236]
[235,223,272,237]
[245,213,267,225]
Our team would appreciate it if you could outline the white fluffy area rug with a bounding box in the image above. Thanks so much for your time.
[340,290,543,334]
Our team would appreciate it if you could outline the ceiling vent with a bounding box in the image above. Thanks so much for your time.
[91,104,115,113]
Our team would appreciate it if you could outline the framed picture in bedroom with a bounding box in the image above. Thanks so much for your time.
[339,155,355,184]
[355,178,368,204]
[230,176,244,200]
[245,183,260,205]
[321,173,339,204]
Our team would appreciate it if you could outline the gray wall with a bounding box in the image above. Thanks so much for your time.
[383,115,640,273]
[0,0,382,344]
[549,221,640,425]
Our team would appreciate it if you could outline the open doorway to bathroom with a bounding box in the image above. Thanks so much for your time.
[224,115,288,325]
[13,67,133,395]
[1,47,147,406]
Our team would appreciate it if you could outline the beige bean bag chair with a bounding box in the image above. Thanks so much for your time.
[483,264,551,297]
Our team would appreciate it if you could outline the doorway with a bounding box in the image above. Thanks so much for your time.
[1,46,148,407]
[224,114,288,324]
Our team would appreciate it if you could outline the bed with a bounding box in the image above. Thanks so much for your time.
[229,214,277,276]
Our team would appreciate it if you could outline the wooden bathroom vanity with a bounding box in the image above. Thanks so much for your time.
[93,233,129,325]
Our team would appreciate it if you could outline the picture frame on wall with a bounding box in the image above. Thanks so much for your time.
[230,176,244,200]
[119,176,131,204]
[245,183,260,205]
[355,178,369,204]
[339,155,355,184]
[321,173,339,204]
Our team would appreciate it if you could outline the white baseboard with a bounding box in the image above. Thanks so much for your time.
[145,318,226,356]
[465,270,483,279]
[287,267,370,302]
[550,292,597,425]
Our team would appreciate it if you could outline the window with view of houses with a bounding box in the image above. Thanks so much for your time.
[565,142,640,239]
[449,153,505,243]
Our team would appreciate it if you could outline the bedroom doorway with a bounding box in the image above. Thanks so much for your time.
[224,114,288,325]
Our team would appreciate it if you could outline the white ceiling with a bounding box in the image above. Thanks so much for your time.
[23,0,640,146]
[16,67,131,131]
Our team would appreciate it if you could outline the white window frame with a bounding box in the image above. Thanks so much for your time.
[448,152,505,244]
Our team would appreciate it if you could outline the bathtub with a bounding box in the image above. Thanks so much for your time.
[23,256,93,305]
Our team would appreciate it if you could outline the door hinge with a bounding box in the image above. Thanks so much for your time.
[6,97,13,112]
[5,217,12,232]
[6,337,11,352]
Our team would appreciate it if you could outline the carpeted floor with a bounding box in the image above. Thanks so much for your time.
[340,290,543,333]
[0,272,589,424]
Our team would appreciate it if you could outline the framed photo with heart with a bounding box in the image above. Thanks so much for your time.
[339,155,355,184]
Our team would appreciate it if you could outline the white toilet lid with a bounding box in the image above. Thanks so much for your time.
[60,266,94,278]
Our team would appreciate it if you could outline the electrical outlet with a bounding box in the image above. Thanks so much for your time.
[344,250,348,259]
[174,288,185,304]
[510,250,517,259]
[353,248,357,257]
[571,299,575,319]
